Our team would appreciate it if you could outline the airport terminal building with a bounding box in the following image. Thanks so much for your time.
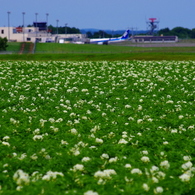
[0,22,85,43]
[132,35,178,43]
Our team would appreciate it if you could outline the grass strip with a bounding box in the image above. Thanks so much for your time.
[0,52,195,61]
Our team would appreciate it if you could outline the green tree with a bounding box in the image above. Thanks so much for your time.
[86,31,93,38]
[191,28,195,39]
[158,27,195,39]
[158,28,171,36]
[171,27,192,39]
[0,37,8,51]
[93,30,111,38]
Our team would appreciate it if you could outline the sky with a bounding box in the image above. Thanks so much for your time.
[1,0,195,31]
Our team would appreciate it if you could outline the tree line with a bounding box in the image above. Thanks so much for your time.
[158,27,195,39]
[87,27,195,39]
[28,24,195,39]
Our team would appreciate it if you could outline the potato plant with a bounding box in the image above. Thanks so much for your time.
[1,60,195,194]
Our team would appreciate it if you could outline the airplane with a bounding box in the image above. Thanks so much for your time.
[89,29,130,45]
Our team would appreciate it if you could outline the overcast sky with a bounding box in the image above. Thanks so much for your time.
[1,0,195,31]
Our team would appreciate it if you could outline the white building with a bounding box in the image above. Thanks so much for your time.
[0,25,85,43]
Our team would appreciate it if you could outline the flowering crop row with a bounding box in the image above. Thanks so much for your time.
[1,60,195,194]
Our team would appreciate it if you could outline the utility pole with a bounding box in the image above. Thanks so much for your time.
[22,12,25,42]
[46,13,49,36]
[35,13,38,38]
[56,19,59,35]
[7,11,11,41]
[65,23,68,36]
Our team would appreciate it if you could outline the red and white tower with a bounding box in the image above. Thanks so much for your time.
[146,18,159,35]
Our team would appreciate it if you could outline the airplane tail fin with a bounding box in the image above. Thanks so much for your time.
[121,29,130,39]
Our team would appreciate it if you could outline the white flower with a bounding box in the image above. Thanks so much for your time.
[125,105,131,108]
[160,160,170,169]
[33,128,40,135]
[131,168,142,175]
[2,136,10,141]
[40,119,47,127]
[160,152,165,156]
[141,150,148,155]
[154,186,163,194]
[157,171,166,179]
[13,170,30,186]
[87,110,92,114]
[95,138,103,144]
[3,163,8,168]
[128,117,134,121]
[179,173,191,182]
[109,157,118,163]
[73,150,80,156]
[31,171,42,182]
[178,115,184,119]
[94,169,116,179]
[48,118,55,123]
[42,171,64,181]
[94,171,106,178]
[56,118,63,123]
[183,156,191,161]
[163,141,169,145]
[139,98,143,102]
[152,176,159,183]
[118,138,128,144]
[102,113,106,117]
[81,89,88,92]
[188,125,194,130]
[84,190,99,195]
[166,100,174,104]
[50,126,59,132]
[142,183,150,191]
[10,118,18,124]
[141,156,150,163]
[147,118,153,122]
[81,157,91,162]
[101,153,109,159]
[137,119,143,124]
[73,164,84,172]
[182,161,193,170]
[150,166,159,173]
[16,186,23,191]
[45,155,51,160]
[171,129,178,133]
[124,164,132,168]
[138,105,142,111]
[70,128,78,134]
[33,135,43,141]
[30,153,38,160]
[122,134,128,138]
[97,178,106,185]
[2,141,10,146]
[65,100,70,104]
[13,153,17,157]
[61,140,68,145]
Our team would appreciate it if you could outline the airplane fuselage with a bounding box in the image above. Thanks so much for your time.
[89,30,130,44]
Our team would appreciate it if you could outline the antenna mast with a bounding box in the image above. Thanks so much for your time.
[146,18,159,35]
